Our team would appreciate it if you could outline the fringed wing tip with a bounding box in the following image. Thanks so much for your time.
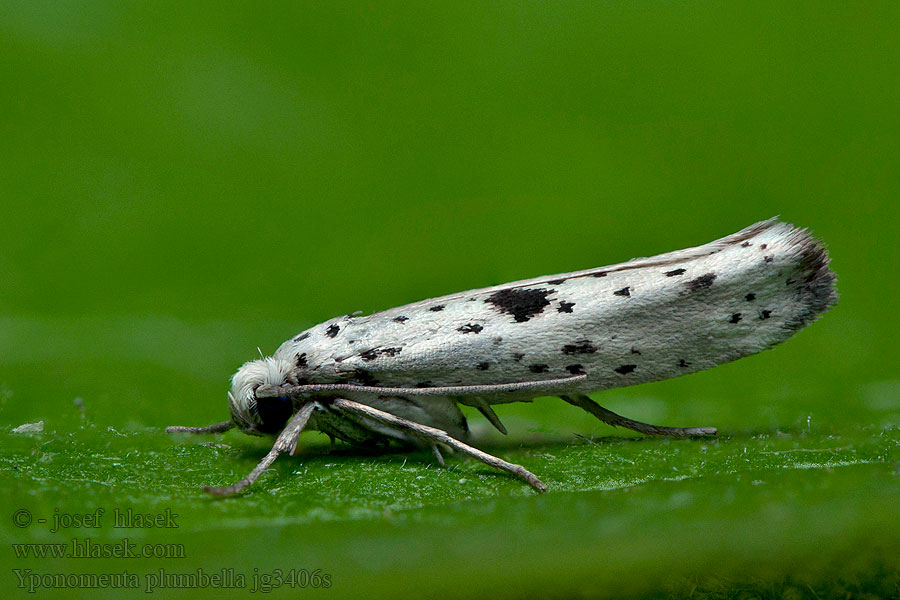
[769,219,839,330]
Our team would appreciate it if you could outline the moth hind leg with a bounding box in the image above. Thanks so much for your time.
[330,398,546,492]
[560,394,717,438]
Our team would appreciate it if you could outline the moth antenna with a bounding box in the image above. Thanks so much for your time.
[203,403,316,496]
[256,374,588,400]
[165,421,235,434]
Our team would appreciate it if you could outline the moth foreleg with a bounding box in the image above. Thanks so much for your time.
[560,394,717,438]
[165,421,234,434]
[203,402,317,496]
[331,398,547,492]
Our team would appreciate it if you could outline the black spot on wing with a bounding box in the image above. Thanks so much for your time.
[325,324,340,338]
[745,293,756,301]
[741,242,752,248]
[631,347,641,355]
[678,359,690,368]
[664,268,686,277]
[360,347,403,361]
[764,255,774,263]
[547,278,567,285]
[292,332,310,343]
[557,301,575,313]
[416,381,433,388]
[686,273,716,291]
[512,353,525,362]
[562,340,598,355]
[295,353,308,368]
[565,364,586,375]
[457,323,483,334]
[485,288,553,323]
[759,309,772,320]
[760,244,768,250]
[613,287,631,297]
[359,349,379,361]
[729,313,743,324]
[592,272,608,278]
[528,364,549,373]
[429,305,445,312]
[476,362,490,370]
[393,316,409,323]
[615,364,637,374]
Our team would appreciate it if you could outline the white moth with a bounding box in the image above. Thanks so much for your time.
[168,219,837,495]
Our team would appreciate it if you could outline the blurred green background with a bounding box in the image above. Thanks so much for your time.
[2,2,899,598]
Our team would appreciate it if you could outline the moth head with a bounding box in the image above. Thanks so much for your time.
[228,357,295,435]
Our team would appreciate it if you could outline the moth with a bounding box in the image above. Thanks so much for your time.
[168,219,837,495]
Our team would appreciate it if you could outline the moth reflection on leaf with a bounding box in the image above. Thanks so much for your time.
[167,218,837,495]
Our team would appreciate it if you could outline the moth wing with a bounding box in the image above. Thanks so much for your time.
[275,218,835,404]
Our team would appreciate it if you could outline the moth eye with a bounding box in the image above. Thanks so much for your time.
[253,395,293,434]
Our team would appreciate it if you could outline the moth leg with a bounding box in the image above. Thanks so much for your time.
[471,399,508,435]
[331,398,547,492]
[166,421,234,434]
[431,444,445,467]
[203,403,317,496]
[560,394,717,438]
